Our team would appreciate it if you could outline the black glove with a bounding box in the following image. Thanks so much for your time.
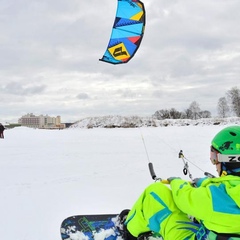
[191,178,205,187]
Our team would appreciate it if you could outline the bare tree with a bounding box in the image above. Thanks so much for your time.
[227,87,240,117]
[188,101,201,119]
[153,108,184,119]
[169,108,183,119]
[199,110,211,118]
[153,101,212,120]
[184,109,192,119]
[152,109,171,119]
[217,97,229,118]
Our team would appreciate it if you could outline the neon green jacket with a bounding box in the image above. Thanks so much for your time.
[170,175,240,234]
[126,182,197,240]
[126,176,240,240]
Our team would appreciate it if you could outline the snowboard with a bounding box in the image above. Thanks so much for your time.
[60,214,123,240]
[60,214,162,240]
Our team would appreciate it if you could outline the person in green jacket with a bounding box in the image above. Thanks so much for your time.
[120,126,240,240]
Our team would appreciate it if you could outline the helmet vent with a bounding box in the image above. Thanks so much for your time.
[230,131,237,136]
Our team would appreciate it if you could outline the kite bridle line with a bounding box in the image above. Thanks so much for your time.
[139,129,215,183]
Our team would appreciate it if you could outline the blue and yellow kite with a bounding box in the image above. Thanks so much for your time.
[100,0,146,64]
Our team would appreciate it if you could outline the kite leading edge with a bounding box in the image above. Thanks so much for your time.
[99,0,146,65]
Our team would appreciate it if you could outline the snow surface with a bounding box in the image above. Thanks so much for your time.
[1,121,239,240]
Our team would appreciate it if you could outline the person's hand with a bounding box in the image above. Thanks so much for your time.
[192,177,206,187]
[192,178,201,184]
[167,177,181,183]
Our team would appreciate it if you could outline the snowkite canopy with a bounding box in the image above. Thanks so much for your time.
[100,0,146,65]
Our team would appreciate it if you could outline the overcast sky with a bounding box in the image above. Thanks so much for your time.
[1,0,240,123]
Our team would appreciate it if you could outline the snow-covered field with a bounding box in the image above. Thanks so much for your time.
[0,124,237,240]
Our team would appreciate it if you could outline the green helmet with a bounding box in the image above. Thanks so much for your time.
[211,126,240,175]
[211,126,240,155]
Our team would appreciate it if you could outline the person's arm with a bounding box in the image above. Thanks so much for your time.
[170,178,213,221]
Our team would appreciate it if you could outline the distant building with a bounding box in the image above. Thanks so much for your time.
[18,113,65,129]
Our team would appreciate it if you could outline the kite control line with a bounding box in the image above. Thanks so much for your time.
[149,150,215,184]
[179,150,193,180]
[148,150,216,185]
[141,130,214,184]
[179,150,216,180]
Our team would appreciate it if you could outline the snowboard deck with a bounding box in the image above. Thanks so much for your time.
[60,214,123,240]
[60,214,162,240]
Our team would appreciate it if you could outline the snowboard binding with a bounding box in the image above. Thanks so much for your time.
[117,209,154,240]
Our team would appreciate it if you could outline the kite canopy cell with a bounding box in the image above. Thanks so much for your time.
[100,0,146,64]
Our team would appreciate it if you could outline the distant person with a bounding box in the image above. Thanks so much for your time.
[0,123,5,138]
[119,126,240,240]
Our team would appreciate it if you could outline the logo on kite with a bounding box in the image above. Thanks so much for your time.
[99,0,146,65]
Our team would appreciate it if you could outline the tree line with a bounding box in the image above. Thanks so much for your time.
[153,86,240,120]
